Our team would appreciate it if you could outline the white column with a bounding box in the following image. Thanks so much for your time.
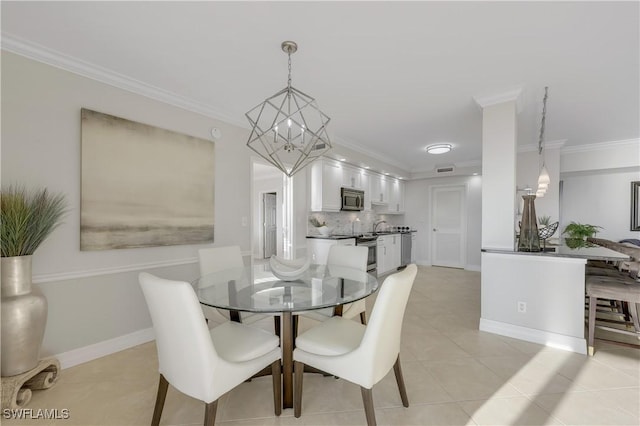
[475,90,521,250]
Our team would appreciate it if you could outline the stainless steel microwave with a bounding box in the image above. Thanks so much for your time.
[341,187,364,211]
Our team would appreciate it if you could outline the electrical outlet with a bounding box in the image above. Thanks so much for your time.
[517,301,527,313]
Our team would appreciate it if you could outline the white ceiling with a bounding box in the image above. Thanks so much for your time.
[2,1,638,175]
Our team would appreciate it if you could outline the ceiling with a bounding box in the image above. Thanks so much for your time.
[2,1,638,175]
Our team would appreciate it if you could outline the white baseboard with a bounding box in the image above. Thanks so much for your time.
[479,318,587,355]
[466,264,481,272]
[55,328,155,369]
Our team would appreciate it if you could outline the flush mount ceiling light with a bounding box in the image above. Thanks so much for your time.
[245,41,332,177]
[426,144,452,155]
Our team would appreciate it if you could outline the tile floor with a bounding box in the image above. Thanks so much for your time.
[5,266,639,425]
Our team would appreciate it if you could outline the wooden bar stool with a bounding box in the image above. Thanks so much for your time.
[585,274,640,356]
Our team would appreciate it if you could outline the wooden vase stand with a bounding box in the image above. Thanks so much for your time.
[1,357,60,409]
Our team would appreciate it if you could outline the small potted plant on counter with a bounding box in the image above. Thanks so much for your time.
[309,216,331,236]
[562,222,602,248]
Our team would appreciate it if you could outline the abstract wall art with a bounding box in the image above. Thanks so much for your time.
[80,108,215,250]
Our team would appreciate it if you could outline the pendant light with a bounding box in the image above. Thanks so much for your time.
[245,41,332,177]
[536,87,550,198]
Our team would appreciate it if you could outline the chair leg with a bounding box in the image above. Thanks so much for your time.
[151,374,169,426]
[360,311,367,325]
[360,387,377,426]
[588,296,597,356]
[294,361,304,418]
[204,400,218,426]
[271,360,282,416]
[274,315,281,338]
[393,356,409,407]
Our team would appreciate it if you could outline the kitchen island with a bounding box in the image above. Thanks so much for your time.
[480,245,628,354]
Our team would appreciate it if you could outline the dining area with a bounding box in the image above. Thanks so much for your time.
[139,244,418,426]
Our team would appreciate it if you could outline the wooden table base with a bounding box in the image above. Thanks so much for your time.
[1,358,60,409]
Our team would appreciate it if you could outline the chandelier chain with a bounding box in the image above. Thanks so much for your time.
[538,86,548,155]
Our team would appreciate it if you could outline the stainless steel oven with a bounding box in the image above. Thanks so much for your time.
[356,236,377,273]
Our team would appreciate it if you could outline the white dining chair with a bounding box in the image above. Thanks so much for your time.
[300,245,369,324]
[139,272,282,426]
[198,246,275,330]
[293,264,418,426]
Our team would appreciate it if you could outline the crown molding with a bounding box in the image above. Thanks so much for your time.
[473,87,523,113]
[560,138,639,154]
[331,135,410,172]
[1,33,246,129]
[519,139,567,153]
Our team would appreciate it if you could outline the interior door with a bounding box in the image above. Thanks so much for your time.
[263,192,277,258]
[431,185,465,268]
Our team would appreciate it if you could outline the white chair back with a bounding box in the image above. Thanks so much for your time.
[358,264,417,384]
[198,246,244,276]
[327,245,368,270]
[139,272,218,402]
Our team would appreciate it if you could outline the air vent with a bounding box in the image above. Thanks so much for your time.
[436,166,455,173]
[312,143,326,151]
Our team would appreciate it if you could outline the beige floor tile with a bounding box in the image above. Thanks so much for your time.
[477,354,585,395]
[533,390,640,425]
[403,329,473,361]
[219,376,283,422]
[447,330,525,357]
[459,396,564,425]
[379,402,476,425]
[423,358,522,400]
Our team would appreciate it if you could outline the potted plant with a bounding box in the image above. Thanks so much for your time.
[309,216,331,236]
[1,186,66,376]
[562,222,602,248]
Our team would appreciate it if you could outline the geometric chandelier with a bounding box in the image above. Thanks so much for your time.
[246,41,332,177]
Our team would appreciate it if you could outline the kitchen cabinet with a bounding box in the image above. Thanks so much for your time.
[342,165,362,189]
[369,174,389,205]
[309,159,342,211]
[411,232,417,263]
[387,178,405,213]
[376,234,401,275]
[307,238,356,265]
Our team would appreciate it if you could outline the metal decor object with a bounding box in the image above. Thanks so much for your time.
[246,41,332,177]
[1,256,48,376]
[518,195,541,252]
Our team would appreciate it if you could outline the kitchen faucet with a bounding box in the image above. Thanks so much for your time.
[373,220,387,233]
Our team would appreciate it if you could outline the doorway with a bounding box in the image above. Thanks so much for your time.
[431,185,466,268]
[263,192,277,258]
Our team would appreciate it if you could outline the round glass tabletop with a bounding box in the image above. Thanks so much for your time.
[193,263,379,314]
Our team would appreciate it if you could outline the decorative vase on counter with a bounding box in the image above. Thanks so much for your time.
[1,255,48,376]
[318,226,331,236]
[518,195,540,252]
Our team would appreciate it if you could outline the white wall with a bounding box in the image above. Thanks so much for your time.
[559,139,640,242]
[561,170,640,241]
[1,52,256,357]
[404,175,482,270]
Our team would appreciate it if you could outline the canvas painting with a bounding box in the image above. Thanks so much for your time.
[81,108,215,250]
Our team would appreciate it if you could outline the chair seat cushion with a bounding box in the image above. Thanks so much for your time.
[295,316,365,356]
[210,321,280,363]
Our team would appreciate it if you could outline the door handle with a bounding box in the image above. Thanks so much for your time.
[433,228,437,231]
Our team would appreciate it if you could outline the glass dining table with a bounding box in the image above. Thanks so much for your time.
[192,262,379,409]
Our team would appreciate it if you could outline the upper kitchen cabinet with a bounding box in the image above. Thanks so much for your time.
[369,173,389,205]
[309,159,342,211]
[342,165,363,190]
[387,178,405,213]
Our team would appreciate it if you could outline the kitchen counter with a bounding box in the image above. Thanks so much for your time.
[482,245,628,262]
[306,235,357,240]
[307,230,417,240]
